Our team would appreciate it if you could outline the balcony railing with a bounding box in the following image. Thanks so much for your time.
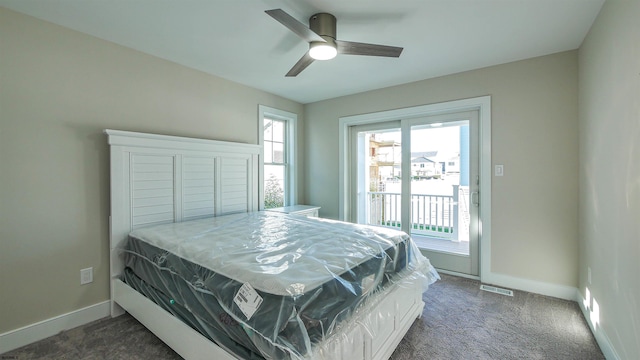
[367,185,460,240]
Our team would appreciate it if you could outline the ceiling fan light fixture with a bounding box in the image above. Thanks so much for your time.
[309,42,337,60]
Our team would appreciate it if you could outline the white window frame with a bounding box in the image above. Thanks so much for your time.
[258,105,297,210]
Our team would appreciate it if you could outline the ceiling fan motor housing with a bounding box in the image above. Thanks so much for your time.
[310,13,337,47]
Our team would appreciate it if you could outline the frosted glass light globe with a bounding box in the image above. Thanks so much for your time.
[309,43,337,60]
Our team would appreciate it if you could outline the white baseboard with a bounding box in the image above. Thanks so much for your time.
[481,272,577,300]
[576,290,621,360]
[0,301,110,355]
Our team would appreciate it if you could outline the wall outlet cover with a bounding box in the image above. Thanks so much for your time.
[81,267,93,285]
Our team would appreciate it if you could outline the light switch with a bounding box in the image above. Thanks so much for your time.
[495,165,504,177]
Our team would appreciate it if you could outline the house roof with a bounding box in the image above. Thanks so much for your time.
[411,156,435,164]
[411,151,438,158]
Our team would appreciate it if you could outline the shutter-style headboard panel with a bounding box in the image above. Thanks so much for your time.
[182,155,216,221]
[105,129,260,312]
[131,154,176,227]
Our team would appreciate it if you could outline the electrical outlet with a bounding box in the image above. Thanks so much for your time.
[80,267,93,285]
[588,267,592,284]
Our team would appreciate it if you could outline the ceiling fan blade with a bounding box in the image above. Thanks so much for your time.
[265,9,325,43]
[336,40,403,57]
[286,52,315,77]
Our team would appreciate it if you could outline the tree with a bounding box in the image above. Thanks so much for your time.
[264,174,284,209]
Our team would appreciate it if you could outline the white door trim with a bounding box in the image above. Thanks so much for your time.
[338,96,492,279]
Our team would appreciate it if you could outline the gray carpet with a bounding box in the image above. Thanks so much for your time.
[3,274,604,359]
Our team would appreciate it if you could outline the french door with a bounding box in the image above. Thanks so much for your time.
[350,111,479,276]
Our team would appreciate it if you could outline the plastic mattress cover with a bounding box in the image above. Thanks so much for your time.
[124,211,439,359]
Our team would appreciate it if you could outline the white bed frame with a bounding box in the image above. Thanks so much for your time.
[106,129,424,360]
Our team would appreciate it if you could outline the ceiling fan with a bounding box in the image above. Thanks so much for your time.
[265,9,403,77]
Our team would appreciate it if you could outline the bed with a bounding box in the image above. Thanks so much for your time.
[106,129,438,360]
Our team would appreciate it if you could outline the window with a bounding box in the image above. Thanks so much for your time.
[258,105,297,210]
[263,118,286,208]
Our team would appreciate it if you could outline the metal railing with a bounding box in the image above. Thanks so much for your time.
[367,185,459,240]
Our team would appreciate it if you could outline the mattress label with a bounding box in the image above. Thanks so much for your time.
[234,282,263,320]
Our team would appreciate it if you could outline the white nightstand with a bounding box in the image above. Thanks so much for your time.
[266,205,320,217]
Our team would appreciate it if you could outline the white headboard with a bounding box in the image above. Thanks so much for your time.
[105,129,260,315]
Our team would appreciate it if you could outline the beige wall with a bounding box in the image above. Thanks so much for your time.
[305,51,579,288]
[0,7,303,333]
[578,0,640,358]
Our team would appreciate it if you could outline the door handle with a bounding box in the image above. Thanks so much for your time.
[471,191,479,207]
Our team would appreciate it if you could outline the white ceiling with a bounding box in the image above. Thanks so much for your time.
[1,0,604,104]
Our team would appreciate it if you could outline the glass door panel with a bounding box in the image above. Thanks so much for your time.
[410,122,469,253]
[350,121,402,228]
[408,112,479,276]
[350,112,479,276]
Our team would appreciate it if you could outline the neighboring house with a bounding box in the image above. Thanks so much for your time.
[444,154,460,174]
[369,136,401,187]
[410,151,460,177]
[411,156,438,178]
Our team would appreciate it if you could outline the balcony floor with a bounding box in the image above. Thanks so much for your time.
[412,234,470,256]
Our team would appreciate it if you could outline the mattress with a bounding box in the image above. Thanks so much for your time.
[122,212,437,359]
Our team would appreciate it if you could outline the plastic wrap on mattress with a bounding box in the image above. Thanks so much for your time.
[122,212,439,359]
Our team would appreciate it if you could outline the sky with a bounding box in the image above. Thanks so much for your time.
[375,123,463,155]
